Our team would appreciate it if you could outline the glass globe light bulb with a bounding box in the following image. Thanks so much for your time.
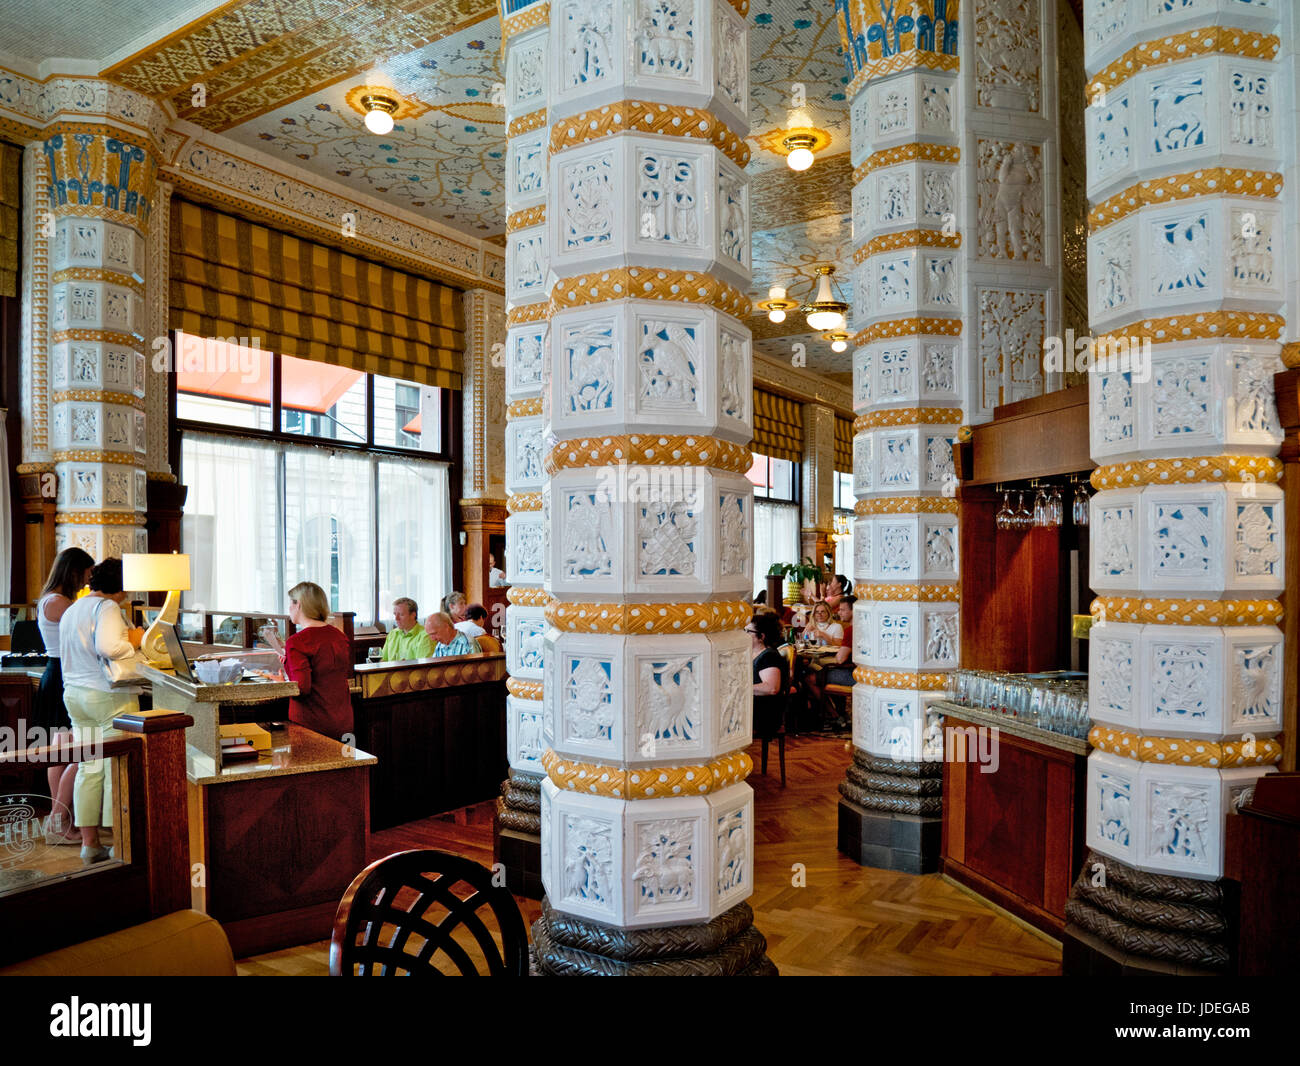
[768,309,786,324]
[365,107,395,135]
[786,147,814,172]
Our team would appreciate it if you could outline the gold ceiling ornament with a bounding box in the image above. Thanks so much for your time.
[1090,596,1283,627]
[753,126,831,163]
[1094,311,1284,348]
[550,267,751,319]
[1089,169,1283,233]
[549,101,749,169]
[544,434,753,475]
[852,667,951,690]
[852,407,963,433]
[545,599,752,635]
[541,748,752,800]
[1088,27,1279,96]
[345,86,431,133]
[1090,455,1283,491]
[1089,727,1282,769]
[853,583,961,602]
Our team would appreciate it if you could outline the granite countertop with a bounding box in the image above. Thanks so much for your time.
[140,662,298,703]
[188,721,376,786]
[932,699,1090,756]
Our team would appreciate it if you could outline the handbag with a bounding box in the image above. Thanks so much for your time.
[92,598,145,688]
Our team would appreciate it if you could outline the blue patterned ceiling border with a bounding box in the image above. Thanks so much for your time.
[834,0,960,81]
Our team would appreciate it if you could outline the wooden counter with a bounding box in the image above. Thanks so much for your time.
[936,700,1088,939]
[351,653,507,830]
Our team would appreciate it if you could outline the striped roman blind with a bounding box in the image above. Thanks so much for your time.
[834,415,854,471]
[752,389,804,463]
[0,142,19,299]
[169,198,464,388]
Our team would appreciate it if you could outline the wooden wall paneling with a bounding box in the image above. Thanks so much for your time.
[1275,369,1298,772]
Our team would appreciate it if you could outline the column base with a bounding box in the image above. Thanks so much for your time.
[493,769,543,899]
[836,748,943,872]
[1062,849,1235,974]
[531,899,778,976]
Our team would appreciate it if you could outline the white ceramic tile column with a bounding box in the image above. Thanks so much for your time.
[514,0,775,974]
[1066,0,1288,972]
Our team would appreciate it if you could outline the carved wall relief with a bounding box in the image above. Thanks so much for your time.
[1096,505,1135,578]
[634,0,696,79]
[1235,502,1280,578]
[1147,781,1210,863]
[1228,69,1272,148]
[1151,357,1210,438]
[563,813,615,909]
[638,150,700,246]
[563,321,617,413]
[1094,636,1134,720]
[562,492,616,578]
[558,0,615,92]
[637,499,698,577]
[975,0,1041,112]
[637,657,699,746]
[562,154,615,250]
[978,290,1046,409]
[638,319,699,409]
[1096,770,1132,848]
[633,818,695,906]
[1150,71,1207,156]
[977,140,1043,262]
[564,655,616,741]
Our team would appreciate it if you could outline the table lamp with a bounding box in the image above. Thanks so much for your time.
[123,552,192,666]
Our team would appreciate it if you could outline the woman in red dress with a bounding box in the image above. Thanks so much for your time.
[277,581,353,741]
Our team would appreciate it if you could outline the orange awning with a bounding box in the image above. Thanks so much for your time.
[281,355,363,412]
[403,411,422,434]
[176,340,363,413]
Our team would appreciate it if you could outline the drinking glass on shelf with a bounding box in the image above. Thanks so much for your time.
[366,647,382,664]
[1073,481,1091,526]
[1049,485,1064,527]
[1033,485,1050,528]
[996,492,1012,531]
[1016,492,1034,531]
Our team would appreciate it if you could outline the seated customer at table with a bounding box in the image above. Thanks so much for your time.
[806,598,855,730]
[749,611,789,739]
[425,612,481,657]
[279,581,353,742]
[442,591,468,623]
[380,597,433,661]
[801,601,843,646]
[455,603,489,640]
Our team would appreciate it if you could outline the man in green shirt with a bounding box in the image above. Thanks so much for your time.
[380,597,433,661]
[425,612,481,658]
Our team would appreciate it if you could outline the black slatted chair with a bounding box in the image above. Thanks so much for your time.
[330,849,529,976]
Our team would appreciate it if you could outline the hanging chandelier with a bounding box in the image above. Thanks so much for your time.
[802,265,849,332]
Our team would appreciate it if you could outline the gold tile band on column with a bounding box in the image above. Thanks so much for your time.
[507,108,549,138]
[1088,726,1282,768]
[507,586,553,606]
[507,492,542,513]
[52,389,145,411]
[1282,343,1300,369]
[506,677,544,700]
[1091,455,1283,490]
[16,462,56,475]
[1088,27,1280,96]
[551,267,751,319]
[852,317,962,346]
[541,748,752,799]
[506,205,545,233]
[1091,597,1283,627]
[854,583,960,602]
[550,101,750,169]
[545,434,753,475]
[856,229,962,262]
[49,204,149,230]
[853,497,960,516]
[1088,168,1283,232]
[545,599,752,635]
[852,407,963,432]
[51,328,142,349]
[501,2,548,41]
[1095,311,1284,347]
[55,512,144,525]
[852,667,951,690]
[51,267,147,296]
[505,301,549,327]
[54,450,141,465]
[506,397,543,419]
[853,143,961,185]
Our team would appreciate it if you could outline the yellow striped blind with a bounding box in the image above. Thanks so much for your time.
[169,199,464,389]
[0,142,20,299]
[752,389,804,464]
[834,415,854,472]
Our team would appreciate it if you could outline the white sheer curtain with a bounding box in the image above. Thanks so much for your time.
[282,446,374,617]
[834,529,853,581]
[181,434,281,613]
[753,500,800,597]
[377,458,451,622]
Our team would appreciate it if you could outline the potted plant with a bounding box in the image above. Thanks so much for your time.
[767,559,824,606]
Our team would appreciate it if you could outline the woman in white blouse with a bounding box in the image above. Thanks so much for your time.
[58,558,145,865]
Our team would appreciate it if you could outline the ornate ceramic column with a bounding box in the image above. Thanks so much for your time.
[496,2,554,898]
[1065,0,1287,973]
[20,83,166,564]
[512,0,774,975]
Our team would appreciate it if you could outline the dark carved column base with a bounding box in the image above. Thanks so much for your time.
[836,748,943,872]
[1061,849,1235,975]
[531,898,778,976]
[492,769,543,899]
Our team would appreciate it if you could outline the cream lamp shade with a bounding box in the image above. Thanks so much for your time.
[123,553,192,667]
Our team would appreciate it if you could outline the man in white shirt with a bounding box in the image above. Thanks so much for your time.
[454,603,488,639]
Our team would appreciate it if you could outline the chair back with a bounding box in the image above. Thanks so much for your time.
[330,849,529,976]
[476,633,502,655]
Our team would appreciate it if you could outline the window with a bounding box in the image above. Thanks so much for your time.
[833,470,855,579]
[174,331,456,624]
[747,452,800,596]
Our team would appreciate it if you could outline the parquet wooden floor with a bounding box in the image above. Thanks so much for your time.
[237,734,1061,976]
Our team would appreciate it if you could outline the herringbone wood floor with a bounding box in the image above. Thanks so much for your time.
[237,735,1061,976]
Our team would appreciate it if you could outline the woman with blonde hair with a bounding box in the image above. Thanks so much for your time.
[278,581,352,741]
